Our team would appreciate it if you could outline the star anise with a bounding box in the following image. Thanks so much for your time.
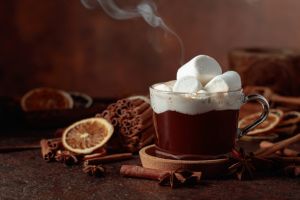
[158,169,202,188]
[55,150,79,166]
[228,148,255,180]
[82,164,105,177]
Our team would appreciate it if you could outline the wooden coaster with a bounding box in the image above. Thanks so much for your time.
[139,145,230,179]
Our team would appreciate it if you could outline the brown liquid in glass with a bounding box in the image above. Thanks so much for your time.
[154,110,239,159]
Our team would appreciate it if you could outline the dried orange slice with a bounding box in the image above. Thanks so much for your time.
[21,88,73,111]
[62,118,113,154]
[239,109,283,136]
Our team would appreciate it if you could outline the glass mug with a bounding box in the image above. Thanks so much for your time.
[150,84,269,159]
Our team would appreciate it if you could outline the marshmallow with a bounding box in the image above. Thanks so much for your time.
[204,76,227,93]
[197,89,208,94]
[177,55,222,85]
[221,71,242,91]
[150,86,243,115]
[173,76,202,93]
[165,80,176,88]
[153,83,172,92]
[204,71,241,93]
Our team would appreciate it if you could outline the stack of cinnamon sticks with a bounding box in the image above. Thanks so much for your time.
[98,97,154,152]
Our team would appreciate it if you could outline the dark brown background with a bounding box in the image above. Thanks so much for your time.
[1,0,300,98]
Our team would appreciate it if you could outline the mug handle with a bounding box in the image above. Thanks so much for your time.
[238,94,270,138]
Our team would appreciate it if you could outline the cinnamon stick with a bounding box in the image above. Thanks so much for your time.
[47,138,62,150]
[116,99,130,107]
[107,103,117,111]
[40,139,55,162]
[132,118,142,126]
[126,126,155,141]
[99,111,114,122]
[269,156,300,165]
[137,107,153,121]
[120,126,129,136]
[120,165,202,188]
[115,102,131,116]
[122,136,139,144]
[0,144,40,153]
[130,99,145,107]
[274,125,298,135]
[83,148,107,160]
[271,94,300,107]
[138,126,155,148]
[119,117,131,128]
[133,102,150,115]
[120,165,169,180]
[130,118,153,132]
[84,153,133,165]
[259,141,300,157]
[139,135,154,149]
[120,109,133,118]
[111,118,119,126]
[98,110,110,118]
[255,133,300,157]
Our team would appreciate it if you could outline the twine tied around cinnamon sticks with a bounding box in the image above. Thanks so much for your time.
[97,97,154,153]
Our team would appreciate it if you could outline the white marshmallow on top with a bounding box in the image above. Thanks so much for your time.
[176,55,222,85]
[173,76,203,93]
[165,80,176,88]
[204,71,241,93]
[154,83,172,92]
[221,71,242,91]
[153,80,176,92]
[197,89,208,94]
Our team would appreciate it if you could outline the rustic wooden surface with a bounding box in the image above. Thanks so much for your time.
[0,134,300,200]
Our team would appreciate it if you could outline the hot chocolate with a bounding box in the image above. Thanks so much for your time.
[150,86,244,158]
[149,55,269,159]
[154,110,239,157]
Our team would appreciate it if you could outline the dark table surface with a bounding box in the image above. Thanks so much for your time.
[1,132,300,200]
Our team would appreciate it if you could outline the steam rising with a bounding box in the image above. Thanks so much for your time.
[81,0,185,64]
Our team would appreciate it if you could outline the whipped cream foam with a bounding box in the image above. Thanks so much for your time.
[150,55,243,115]
[150,85,243,114]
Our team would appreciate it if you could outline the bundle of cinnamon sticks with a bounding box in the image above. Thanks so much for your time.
[97,97,154,152]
